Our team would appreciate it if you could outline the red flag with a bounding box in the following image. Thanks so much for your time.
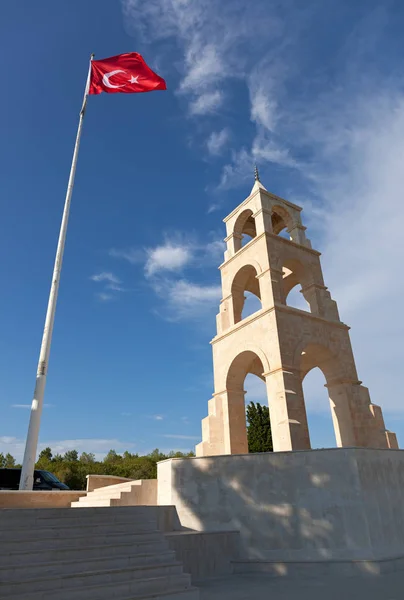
[89,53,166,95]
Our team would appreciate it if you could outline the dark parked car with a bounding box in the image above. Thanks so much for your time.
[0,468,69,490]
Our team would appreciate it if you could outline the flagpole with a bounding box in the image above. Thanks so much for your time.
[19,54,94,491]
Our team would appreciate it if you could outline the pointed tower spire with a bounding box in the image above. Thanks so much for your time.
[250,164,267,193]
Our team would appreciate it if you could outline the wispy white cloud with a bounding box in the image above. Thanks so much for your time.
[180,44,226,94]
[303,88,404,417]
[150,414,164,421]
[249,81,278,132]
[106,283,126,292]
[189,91,223,116]
[109,247,144,264]
[110,233,224,320]
[122,0,284,118]
[168,280,221,305]
[91,272,125,301]
[151,279,221,321]
[207,128,230,155]
[91,272,121,284]
[204,239,225,263]
[145,243,192,277]
[96,292,115,302]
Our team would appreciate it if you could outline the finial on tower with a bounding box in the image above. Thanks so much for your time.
[250,164,267,193]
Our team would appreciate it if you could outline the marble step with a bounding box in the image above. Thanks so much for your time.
[2,533,164,556]
[70,498,119,507]
[0,521,158,543]
[1,552,179,580]
[0,562,185,596]
[2,576,196,600]
[0,508,157,529]
[0,540,173,566]
[1,515,156,529]
[78,484,137,497]
[86,481,136,493]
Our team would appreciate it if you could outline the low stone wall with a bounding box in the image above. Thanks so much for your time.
[0,491,86,509]
[86,474,134,492]
[166,530,240,581]
[158,447,404,562]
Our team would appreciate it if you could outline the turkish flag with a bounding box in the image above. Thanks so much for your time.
[89,53,166,95]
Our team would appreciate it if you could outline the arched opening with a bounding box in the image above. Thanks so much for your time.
[233,209,257,251]
[271,205,292,240]
[286,283,310,311]
[244,373,272,452]
[231,264,262,323]
[298,343,345,449]
[244,372,267,403]
[302,367,336,449]
[242,292,262,320]
[282,260,312,312]
[226,351,269,454]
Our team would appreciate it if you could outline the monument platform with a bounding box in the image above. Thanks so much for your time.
[158,447,404,563]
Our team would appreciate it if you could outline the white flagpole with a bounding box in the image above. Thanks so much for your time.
[19,54,94,491]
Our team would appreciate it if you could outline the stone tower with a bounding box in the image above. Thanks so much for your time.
[196,174,398,456]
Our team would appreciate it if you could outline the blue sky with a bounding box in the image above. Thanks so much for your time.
[1,0,404,460]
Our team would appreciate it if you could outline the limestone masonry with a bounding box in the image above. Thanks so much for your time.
[196,175,398,455]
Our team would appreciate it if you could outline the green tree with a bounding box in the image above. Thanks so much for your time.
[79,452,96,464]
[38,447,53,461]
[0,452,16,468]
[20,445,197,490]
[104,450,121,463]
[246,401,273,453]
[64,450,78,462]
[5,453,16,467]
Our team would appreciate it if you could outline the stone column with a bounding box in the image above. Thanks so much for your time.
[224,233,242,260]
[216,294,235,334]
[288,222,307,245]
[326,382,357,447]
[222,389,248,454]
[253,207,273,236]
[196,394,225,457]
[265,368,311,451]
[257,267,282,306]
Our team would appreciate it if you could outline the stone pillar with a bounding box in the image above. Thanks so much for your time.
[301,284,340,320]
[386,431,399,449]
[253,207,273,236]
[259,267,283,305]
[196,394,225,457]
[222,389,248,454]
[224,233,242,260]
[231,284,246,324]
[288,222,307,245]
[216,294,235,334]
[265,369,311,451]
[326,382,357,447]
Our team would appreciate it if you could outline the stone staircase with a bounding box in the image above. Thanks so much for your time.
[0,506,199,600]
[71,480,156,508]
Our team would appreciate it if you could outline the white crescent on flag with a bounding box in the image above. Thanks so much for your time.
[102,70,127,89]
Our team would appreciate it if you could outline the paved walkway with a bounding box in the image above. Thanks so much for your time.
[198,573,403,600]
